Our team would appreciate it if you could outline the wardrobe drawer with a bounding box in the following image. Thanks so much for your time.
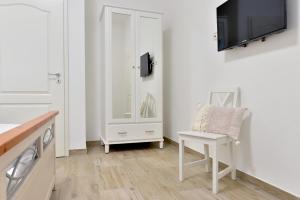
[106,123,162,142]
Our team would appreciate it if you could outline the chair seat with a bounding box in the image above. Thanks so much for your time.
[178,131,228,140]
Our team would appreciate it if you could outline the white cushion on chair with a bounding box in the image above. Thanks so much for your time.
[192,104,210,132]
[191,105,247,140]
[178,131,228,140]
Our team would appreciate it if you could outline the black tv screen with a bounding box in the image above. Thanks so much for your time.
[217,0,287,51]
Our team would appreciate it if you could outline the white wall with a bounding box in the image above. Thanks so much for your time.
[68,0,87,150]
[85,0,300,197]
[163,0,300,197]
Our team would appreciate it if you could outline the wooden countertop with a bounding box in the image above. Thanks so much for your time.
[0,111,59,156]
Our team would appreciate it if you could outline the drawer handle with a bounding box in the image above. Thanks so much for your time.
[118,131,127,135]
[145,130,155,134]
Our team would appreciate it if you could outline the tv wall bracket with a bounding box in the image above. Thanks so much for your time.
[239,36,267,48]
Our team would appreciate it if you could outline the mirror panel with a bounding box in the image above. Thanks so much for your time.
[136,14,162,121]
[111,12,134,120]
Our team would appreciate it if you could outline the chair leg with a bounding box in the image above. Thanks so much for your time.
[204,144,211,172]
[179,138,185,182]
[229,141,237,180]
[212,143,219,194]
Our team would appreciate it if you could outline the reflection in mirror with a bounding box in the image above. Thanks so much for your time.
[140,93,157,118]
[111,12,133,119]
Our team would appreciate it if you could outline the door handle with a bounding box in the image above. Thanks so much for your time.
[48,73,61,78]
[145,130,155,134]
[48,73,61,83]
[118,131,127,135]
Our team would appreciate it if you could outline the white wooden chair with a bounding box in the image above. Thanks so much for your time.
[178,88,241,194]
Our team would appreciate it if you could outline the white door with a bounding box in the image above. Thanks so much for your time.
[135,11,163,123]
[0,0,66,157]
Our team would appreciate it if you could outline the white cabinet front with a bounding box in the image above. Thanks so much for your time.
[106,8,163,125]
[135,12,163,123]
[101,6,164,150]
[107,8,136,124]
[106,123,163,142]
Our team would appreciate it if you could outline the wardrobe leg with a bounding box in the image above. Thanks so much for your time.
[105,144,109,154]
[159,141,164,149]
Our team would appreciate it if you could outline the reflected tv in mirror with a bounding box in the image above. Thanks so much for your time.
[140,52,153,77]
[217,0,287,51]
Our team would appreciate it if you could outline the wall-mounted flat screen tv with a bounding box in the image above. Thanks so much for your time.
[217,0,287,51]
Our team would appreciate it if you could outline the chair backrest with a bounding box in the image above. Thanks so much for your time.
[208,87,239,108]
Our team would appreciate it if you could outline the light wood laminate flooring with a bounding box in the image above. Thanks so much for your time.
[50,142,286,200]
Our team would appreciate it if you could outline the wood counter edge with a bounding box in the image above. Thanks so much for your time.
[0,111,59,156]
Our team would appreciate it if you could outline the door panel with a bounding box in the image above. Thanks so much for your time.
[135,12,163,123]
[107,8,136,124]
[0,4,49,92]
[0,105,50,123]
[0,0,65,157]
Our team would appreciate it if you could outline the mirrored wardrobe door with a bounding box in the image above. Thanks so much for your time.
[109,8,136,123]
[135,12,163,123]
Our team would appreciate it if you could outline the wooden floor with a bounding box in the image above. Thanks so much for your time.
[50,142,283,200]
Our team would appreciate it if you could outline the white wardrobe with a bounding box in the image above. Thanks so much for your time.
[100,6,164,153]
